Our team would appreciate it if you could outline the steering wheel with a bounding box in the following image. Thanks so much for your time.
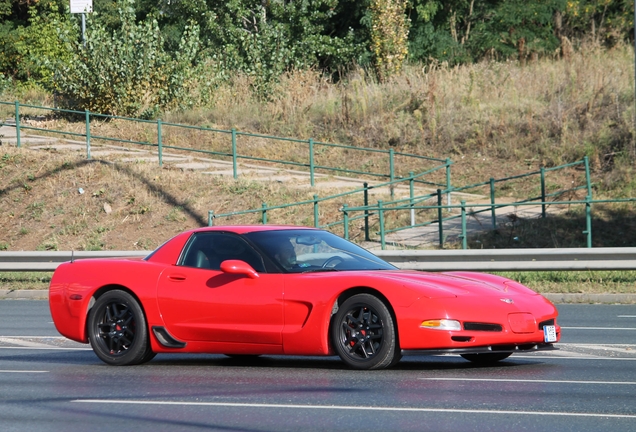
[322,256,344,268]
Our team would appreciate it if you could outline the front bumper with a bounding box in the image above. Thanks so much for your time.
[402,342,558,356]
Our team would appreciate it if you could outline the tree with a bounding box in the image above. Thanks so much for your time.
[369,0,410,80]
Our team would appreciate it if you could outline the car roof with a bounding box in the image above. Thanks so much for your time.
[188,225,319,235]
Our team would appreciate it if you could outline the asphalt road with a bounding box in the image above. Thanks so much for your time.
[1,301,635,432]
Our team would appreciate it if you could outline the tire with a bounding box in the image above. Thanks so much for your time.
[331,294,398,370]
[87,290,153,366]
[460,352,512,364]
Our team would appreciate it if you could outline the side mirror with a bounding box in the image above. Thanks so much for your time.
[220,260,259,279]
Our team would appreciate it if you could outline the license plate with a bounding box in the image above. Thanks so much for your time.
[543,325,557,343]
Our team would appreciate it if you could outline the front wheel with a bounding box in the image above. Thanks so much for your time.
[331,294,398,370]
[87,290,153,366]
[460,353,512,364]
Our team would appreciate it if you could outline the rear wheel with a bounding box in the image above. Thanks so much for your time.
[87,290,153,366]
[331,294,397,370]
[460,353,512,364]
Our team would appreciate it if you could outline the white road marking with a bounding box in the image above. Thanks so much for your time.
[419,378,636,385]
[0,370,48,373]
[0,336,67,339]
[0,337,59,348]
[71,399,636,419]
[558,343,636,347]
[0,347,91,351]
[618,316,636,318]
[561,327,636,330]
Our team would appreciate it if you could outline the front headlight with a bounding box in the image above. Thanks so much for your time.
[420,319,461,331]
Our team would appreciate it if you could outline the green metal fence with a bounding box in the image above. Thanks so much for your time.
[209,156,617,250]
[343,197,636,250]
[208,168,448,239]
[0,100,452,189]
[365,158,590,241]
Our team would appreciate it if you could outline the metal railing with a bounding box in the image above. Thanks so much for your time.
[2,248,636,272]
[0,100,452,189]
[340,157,594,249]
[208,166,450,238]
[209,157,597,248]
[344,197,636,250]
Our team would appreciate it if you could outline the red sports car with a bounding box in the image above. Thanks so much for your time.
[49,225,560,370]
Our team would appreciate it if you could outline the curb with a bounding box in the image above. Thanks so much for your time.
[0,290,49,300]
[1,290,635,304]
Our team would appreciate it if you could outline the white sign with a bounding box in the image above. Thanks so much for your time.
[70,0,93,13]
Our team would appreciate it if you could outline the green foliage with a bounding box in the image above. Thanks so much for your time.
[206,0,360,94]
[563,0,634,45]
[467,0,565,61]
[1,0,634,106]
[0,71,8,94]
[0,1,74,84]
[53,1,200,117]
[408,0,572,64]
[132,0,361,95]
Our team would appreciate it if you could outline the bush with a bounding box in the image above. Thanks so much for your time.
[53,1,199,118]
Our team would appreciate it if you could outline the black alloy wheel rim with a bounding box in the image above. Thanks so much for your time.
[95,301,136,355]
[338,305,384,359]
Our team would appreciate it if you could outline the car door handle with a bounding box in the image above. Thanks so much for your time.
[168,274,187,281]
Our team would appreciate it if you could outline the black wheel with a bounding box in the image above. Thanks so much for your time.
[87,290,153,366]
[461,353,512,364]
[322,256,343,268]
[331,294,397,370]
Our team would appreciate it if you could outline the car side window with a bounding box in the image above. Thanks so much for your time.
[180,233,265,273]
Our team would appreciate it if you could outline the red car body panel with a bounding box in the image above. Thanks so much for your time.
[49,225,560,360]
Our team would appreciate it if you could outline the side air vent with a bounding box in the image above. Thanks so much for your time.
[463,322,503,332]
[152,326,187,348]
[538,319,555,330]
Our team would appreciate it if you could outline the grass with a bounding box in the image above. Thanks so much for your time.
[0,272,51,290]
[495,271,636,294]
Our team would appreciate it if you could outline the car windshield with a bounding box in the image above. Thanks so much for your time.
[244,229,396,273]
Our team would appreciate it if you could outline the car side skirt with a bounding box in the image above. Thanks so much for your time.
[152,326,187,349]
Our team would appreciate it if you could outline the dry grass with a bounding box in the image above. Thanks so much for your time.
[3,42,633,195]
[0,145,399,252]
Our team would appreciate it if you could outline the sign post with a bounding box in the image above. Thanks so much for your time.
[70,0,93,47]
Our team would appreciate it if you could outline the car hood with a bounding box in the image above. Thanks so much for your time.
[368,270,539,299]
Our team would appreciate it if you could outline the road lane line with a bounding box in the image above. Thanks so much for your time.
[0,347,91,351]
[71,400,636,419]
[0,370,48,373]
[0,336,67,339]
[618,316,636,318]
[0,337,65,348]
[558,343,636,347]
[561,327,636,330]
[419,378,636,385]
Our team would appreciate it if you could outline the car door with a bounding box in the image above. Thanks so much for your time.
[156,232,284,346]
